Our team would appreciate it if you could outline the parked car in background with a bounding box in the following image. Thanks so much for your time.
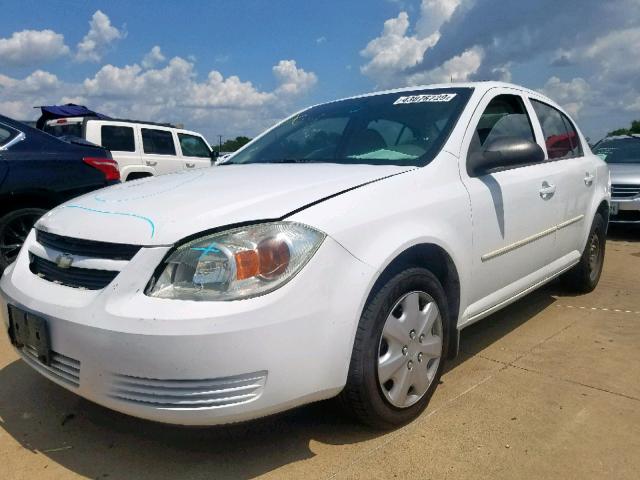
[43,117,214,181]
[0,114,119,268]
[1,82,609,429]
[593,135,640,224]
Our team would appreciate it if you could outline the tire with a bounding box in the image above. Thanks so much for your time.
[562,212,606,293]
[339,267,449,429]
[0,208,47,270]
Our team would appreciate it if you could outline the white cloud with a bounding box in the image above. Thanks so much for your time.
[0,70,60,94]
[539,27,640,119]
[541,76,591,117]
[0,54,318,140]
[360,1,461,88]
[76,10,125,62]
[141,45,165,69]
[416,0,461,37]
[273,60,318,96]
[316,36,327,44]
[0,70,63,120]
[407,46,483,85]
[0,29,69,67]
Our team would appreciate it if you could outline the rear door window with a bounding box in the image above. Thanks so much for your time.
[141,128,176,155]
[178,133,210,157]
[531,100,583,159]
[101,125,135,152]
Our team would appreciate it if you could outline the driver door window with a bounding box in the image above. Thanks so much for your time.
[468,94,536,168]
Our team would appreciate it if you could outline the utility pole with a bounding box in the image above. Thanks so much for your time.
[218,135,223,152]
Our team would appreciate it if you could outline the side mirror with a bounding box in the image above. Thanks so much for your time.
[468,137,545,176]
[210,150,220,162]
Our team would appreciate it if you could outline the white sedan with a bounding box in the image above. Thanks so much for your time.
[1,82,609,428]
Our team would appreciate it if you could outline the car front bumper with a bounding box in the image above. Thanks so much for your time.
[610,197,640,223]
[0,232,376,425]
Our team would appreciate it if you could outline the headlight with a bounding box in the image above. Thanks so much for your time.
[147,222,325,301]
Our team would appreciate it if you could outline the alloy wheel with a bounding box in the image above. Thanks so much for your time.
[0,211,42,266]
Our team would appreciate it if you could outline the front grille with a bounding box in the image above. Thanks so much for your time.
[109,371,268,409]
[29,254,118,290]
[36,230,141,260]
[21,347,81,387]
[611,184,640,199]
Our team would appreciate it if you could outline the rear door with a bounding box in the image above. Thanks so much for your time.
[460,91,563,315]
[176,132,212,170]
[95,122,141,173]
[529,99,593,256]
[140,127,183,175]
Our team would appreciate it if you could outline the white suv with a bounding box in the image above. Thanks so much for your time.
[44,118,214,180]
[2,82,610,428]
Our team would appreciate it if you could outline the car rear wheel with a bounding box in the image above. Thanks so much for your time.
[340,267,449,429]
[562,212,606,293]
[0,208,46,269]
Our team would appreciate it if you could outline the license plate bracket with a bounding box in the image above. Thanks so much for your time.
[8,305,51,366]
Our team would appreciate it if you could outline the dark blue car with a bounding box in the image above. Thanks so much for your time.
[0,114,119,268]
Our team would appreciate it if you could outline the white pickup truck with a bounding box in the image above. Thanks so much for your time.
[44,117,214,180]
[2,82,610,429]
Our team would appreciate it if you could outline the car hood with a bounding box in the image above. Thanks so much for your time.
[608,163,640,184]
[37,163,413,245]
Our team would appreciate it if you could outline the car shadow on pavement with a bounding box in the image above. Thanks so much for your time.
[450,288,556,368]
[0,289,559,479]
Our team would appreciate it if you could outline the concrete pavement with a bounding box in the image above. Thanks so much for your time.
[0,228,638,479]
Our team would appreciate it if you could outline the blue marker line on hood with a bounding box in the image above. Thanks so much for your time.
[63,205,156,238]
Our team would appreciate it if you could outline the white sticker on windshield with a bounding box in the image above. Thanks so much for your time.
[394,93,457,105]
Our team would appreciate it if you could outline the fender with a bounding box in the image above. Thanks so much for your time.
[289,151,475,329]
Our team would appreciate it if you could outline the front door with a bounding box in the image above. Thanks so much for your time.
[460,91,561,318]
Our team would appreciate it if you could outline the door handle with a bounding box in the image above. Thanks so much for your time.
[146,160,158,167]
[539,181,556,200]
[584,172,595,186]
[186,162,195,168]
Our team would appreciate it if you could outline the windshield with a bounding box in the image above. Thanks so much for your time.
[594,138,640,164]
[43,122,83,138]
[226,88,473,167]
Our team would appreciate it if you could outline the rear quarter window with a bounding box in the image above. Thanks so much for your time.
[101,125,135,152]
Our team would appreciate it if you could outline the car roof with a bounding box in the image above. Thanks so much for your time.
[340,81,548,102]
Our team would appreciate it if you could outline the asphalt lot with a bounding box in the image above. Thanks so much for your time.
[0,227,639,480]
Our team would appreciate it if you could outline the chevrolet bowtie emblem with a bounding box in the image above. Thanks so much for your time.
[56,254,74,269]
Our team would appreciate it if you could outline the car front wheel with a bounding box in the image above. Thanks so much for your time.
[340,267,449,429]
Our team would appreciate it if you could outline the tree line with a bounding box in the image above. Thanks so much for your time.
[212,136,252,152]
[608,120,640,136]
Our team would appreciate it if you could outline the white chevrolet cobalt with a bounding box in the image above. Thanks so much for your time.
[1,82,610,428]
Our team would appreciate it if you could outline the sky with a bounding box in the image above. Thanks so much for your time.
[1,0,639,143]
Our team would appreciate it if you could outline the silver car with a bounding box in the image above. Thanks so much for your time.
[594,135,640,224]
